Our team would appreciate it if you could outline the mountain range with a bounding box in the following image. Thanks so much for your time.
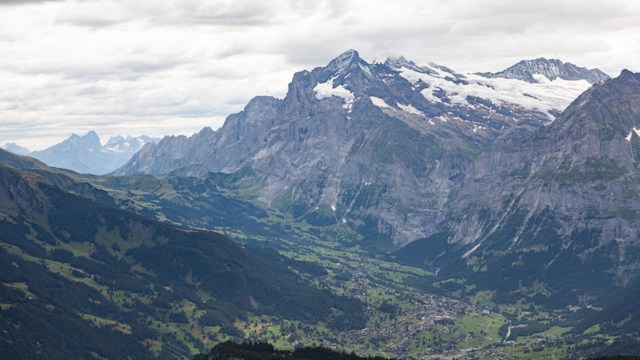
[2,49,640,358]
[478,57,610,84]
[1,132,158,175]
[397,69,640,309]
[115,50,606,246]
[109,49,640,307]
[113,49,640,330]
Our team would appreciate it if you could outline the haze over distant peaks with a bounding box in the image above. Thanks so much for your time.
[478,57,610,84]
[4,131,160,175]
[0,142,30,155]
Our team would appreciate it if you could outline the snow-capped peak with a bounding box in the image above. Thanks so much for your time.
[478,58,609,84]
[387,56,593,119]
[104,135,158,153]
[385,56,437,76]
[327,49,361,73]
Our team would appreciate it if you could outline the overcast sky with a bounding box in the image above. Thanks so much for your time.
[1,0,639,150]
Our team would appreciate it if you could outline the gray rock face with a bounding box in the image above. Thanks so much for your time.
[389,71,640,310]
[29,131,158,175]
[116,50,599,245]
[436,70,640,286]
[478,58,610,84]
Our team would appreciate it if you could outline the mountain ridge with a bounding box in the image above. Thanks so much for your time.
[396,69,640,310]
[17,132,160,175]
[478,57,610,84]
[115,50,601,245]
[0,148,365,358]
[2,52,639,358]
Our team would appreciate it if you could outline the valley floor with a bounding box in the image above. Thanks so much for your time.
[206,220,634,360]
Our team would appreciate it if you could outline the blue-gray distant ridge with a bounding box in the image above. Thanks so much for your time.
[27,131,159,175]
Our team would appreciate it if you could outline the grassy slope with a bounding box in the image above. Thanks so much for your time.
[0,156,364,358]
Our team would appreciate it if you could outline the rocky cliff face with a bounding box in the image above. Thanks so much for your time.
[446,70,640,246]
[399,70,640,306]
[116,50,598,245]
[478,58,610,84]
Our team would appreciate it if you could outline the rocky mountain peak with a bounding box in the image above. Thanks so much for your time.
[583,69,640,101]
[105,135,126,146]
[115,50,604,245]
[557,70,640,116]
[383,55,411,67]
[25,131,157,175]
[609,69,640,89]
[479,57,610,84]
[326,49,362,73]
[62,131,102,151]
[545,70,640,143]
[319,50,378,88]
[384,56,437,76]
[399,68,640,312]
[104,134,159,152]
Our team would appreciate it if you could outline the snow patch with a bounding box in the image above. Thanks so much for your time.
[398,103,423,115]
[625,128,640,142]
[370,96,391,108]
[314,77,355,111]
[359,63,373,77]
[103,136,154,154]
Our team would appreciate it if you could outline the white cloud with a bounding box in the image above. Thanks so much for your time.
[0,0,638,149]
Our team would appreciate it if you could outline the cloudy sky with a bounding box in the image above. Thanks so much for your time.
[1,0,639,150]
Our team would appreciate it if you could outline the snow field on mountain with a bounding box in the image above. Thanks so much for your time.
[395,63,591,119]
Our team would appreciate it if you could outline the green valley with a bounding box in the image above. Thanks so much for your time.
[43,156,635,359]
